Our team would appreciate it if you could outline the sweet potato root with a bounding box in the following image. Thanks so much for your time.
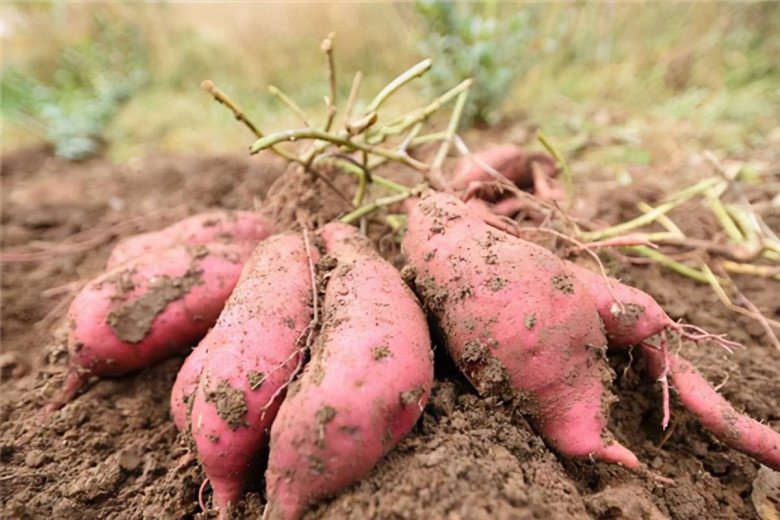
[568,262,780,470]
[188,233,316,515]
[107,210,272,269]
[47,242,256,412]
[402,192,639,468]
[264,223,433,520]
[643,346,780,470]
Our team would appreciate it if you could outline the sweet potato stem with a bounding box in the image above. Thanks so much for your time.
[708,197,745,243]
[365,58,432,113]
[636,201,685,236]
[537,132,574,201]
[340,190,420,224]
[267,85,310,127]
[581,178,719,242]
[250,128,429,171]
[201,80,299,163]
[428,89,470,192]
[321,33,337,133]
[342,71,362,128]
[368,78,474,144]
[431,89,470,172]
[622,246,710,283]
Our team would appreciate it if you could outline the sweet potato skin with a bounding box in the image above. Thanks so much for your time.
[188,233,316,513]
[107,210,272,269]
[566,262,672,347]
[264,223,433,520]
[402,192,639,468]
[170,345,208,432]
[47,242,255,412]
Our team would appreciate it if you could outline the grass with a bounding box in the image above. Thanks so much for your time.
[2,2,777,167]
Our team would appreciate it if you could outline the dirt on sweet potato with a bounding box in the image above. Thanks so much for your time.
[107,268,204,343]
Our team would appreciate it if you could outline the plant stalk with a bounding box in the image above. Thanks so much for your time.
[252,128,429,171]
[340,190,420,224]
[365,59,432,113]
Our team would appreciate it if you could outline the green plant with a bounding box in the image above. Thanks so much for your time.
[1,13,149,160]
[415,0,538,127]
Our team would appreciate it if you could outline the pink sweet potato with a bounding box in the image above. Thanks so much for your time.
[264,223,433,520]
[47,242,256,412]
[107,210,273,269]
[449,144,557,197]
[568,262,780,470]
[170,345,208,432]
[189,233,316,515]
[643,347,780,471]
[402,192,639,468]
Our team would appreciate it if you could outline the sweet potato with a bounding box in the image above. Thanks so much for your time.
[189,233,316,515]
[568,262,780,470]
[449,144,556,197]
[107,210,272,269]
[402,192,639,468]
[264,223,433,520]
[643,346,780,471]
[46,242,256,412]
[170,345,208,432]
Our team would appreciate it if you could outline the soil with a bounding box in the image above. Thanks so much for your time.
[1,145,778,519]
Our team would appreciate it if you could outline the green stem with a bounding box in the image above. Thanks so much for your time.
[725,204,758,246]
[399,122,425,151]
[365,59,432,113]
[700,262,732,302]
[251,128,429,171]
[538,132,573,201]
[320,157,410,193]
[662,177,721,204]
[342,71,363,128]
[409,132,448,145]
[202,80,300,163]
[623,246,710,283]
[385,214,407,231]
[268,85,309,126]
[637,201,685,236]
[582,202,680,242]
[321,33,337,132]
[300,78,469,166]
[353,170,369,207]
[582,178,719,242]
[369,78,474,144]
[431,89,470,171]
[708,198,744,242]
[340,191,417,224]
[721,261,780,281]
[763,249,780,262]
[362,132,448,174]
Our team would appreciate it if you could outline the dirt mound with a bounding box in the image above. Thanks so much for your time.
[1,147,776,519]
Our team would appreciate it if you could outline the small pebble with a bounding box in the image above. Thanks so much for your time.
[25,449,49,468]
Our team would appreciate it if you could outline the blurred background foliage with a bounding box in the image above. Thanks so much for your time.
[2,1,778,163]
